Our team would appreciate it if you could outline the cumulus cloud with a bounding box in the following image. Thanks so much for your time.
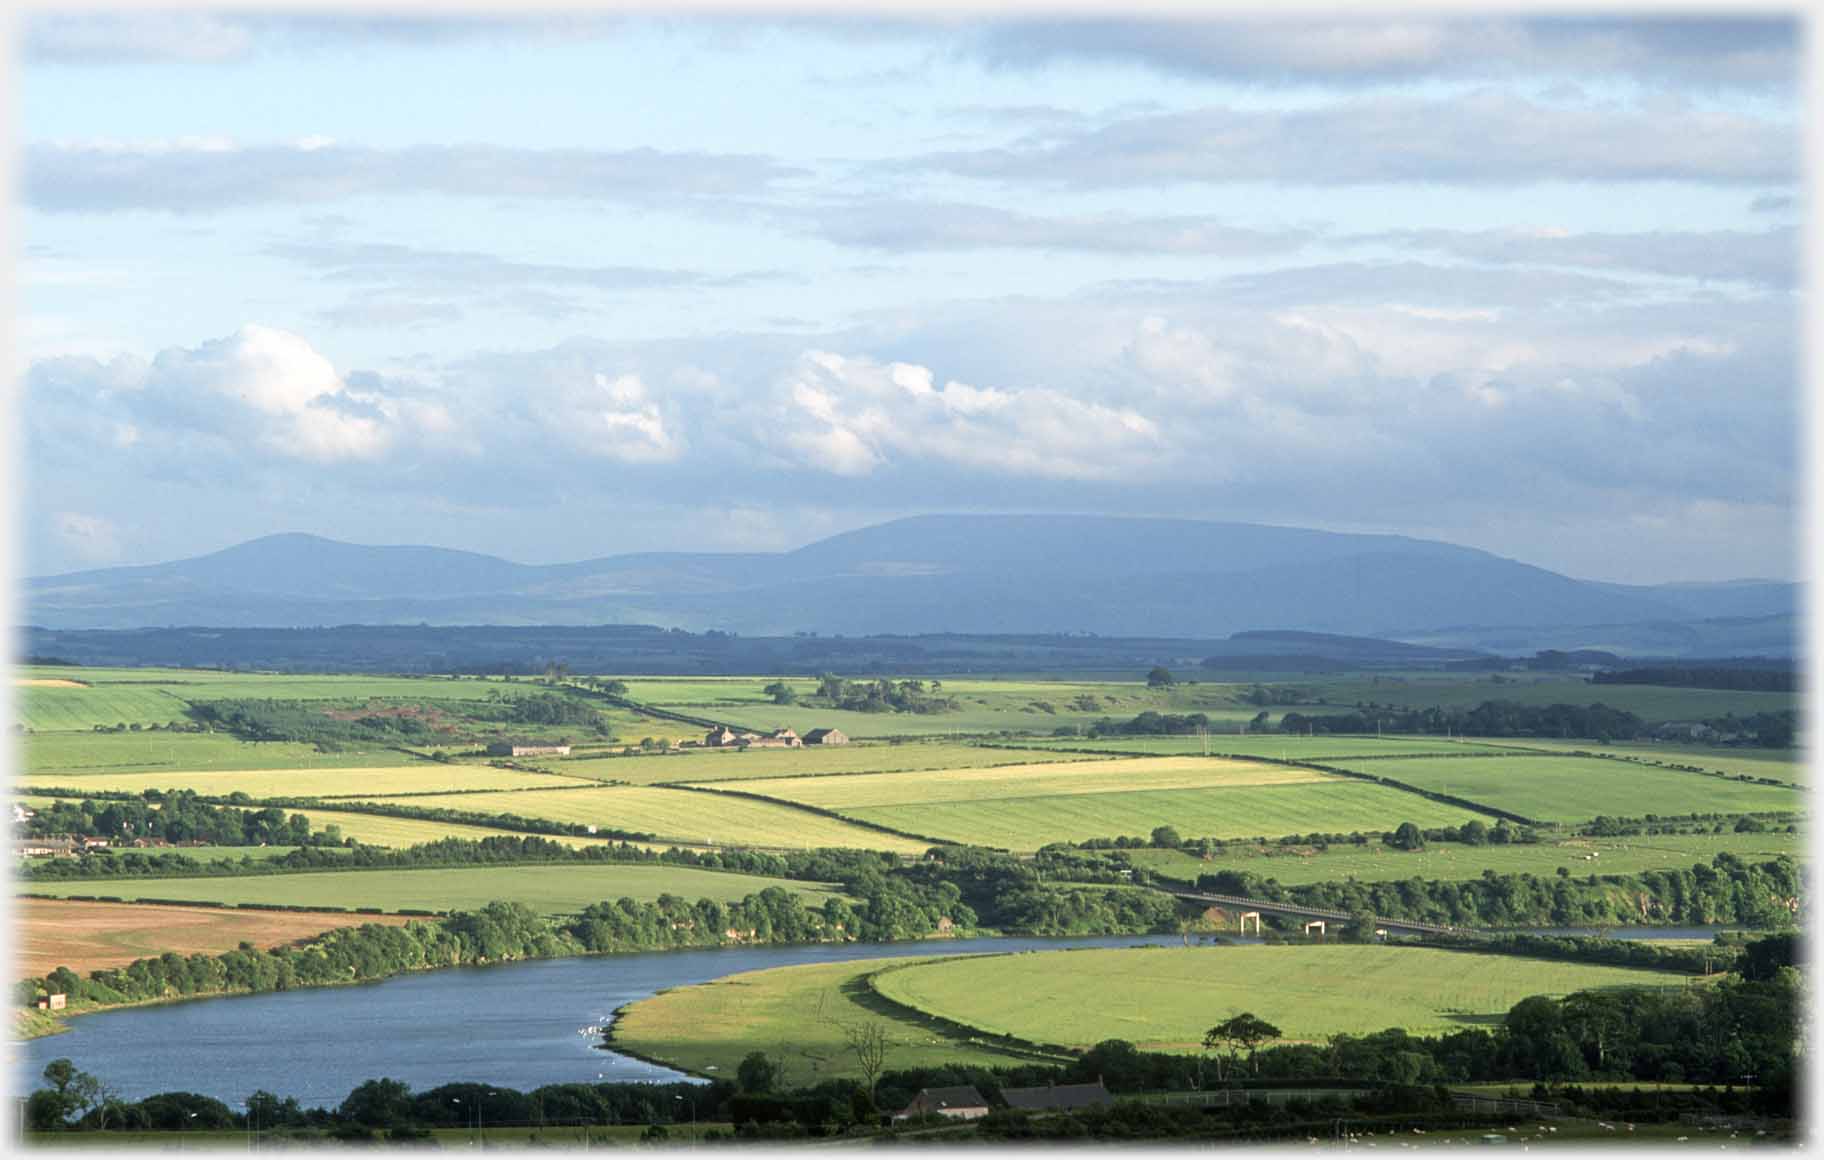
[768,349,1163,480]
[909,91,1794,187]
[25,140,802,213]
[26,325,449,472]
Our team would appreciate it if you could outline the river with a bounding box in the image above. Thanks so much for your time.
[14,925,1746,1108]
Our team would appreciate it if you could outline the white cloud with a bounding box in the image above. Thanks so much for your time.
[52,512,122,564]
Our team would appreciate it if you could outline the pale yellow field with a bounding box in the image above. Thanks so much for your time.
[339,785,931,853]
[707,756,1328,810]
[19,766,594,798]
[15,678,86,688]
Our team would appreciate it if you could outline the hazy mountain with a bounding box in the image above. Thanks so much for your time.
[21,515,1798,655]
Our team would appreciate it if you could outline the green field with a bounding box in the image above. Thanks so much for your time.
[1301,674,1797,723]
[20,731,436,777]
[554,742,1092,785]
[1443,739,1805,786]
[841,782,1483,850]
[870,945,1695,1049]
[1124,829,1801,887]
[20,862,848,914]
[618,676,1268,738]
[21,764,591,798]
[1324,755,1802,823]
[611,956,1053,1081]
[1021,735,1523,760]
[712,757,1331,809]
[339,785,933,853]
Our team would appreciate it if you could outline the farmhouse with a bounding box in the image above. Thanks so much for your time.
[893,1086,991,1122]
[703,726,750,748]
[1001,1080,1111,1113]
[802,727,849,746]
[485,741,573,758]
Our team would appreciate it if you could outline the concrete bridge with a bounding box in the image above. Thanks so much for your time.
[1160,889,1480,938]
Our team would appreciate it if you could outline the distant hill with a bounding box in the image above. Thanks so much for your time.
[22,515,1798,656]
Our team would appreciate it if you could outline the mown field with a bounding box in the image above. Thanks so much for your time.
[869,945,1694,1049]
[20,765,591,799]
[337,785,933,853]
[1021,735,1524,759]
[710,757,1330,809]
[552,742,1090,785]
[1125,830,1802,888]
[22,731,436,776]
[1303,674,1797,722]
[1323,755,1802,823]
[21,863,849,915]
[17,898,416,976]
[838,782,1483,850]
[610,957,1047,1081]
[1443,739,1805,786]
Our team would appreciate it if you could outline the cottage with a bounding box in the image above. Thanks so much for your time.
[80,837,111,850]
[893,1086,990,1122]
[704,726,741,748]
[485,741,573,758]
[742,728,803,749]
[802,728,849,746]
[1001,1080,1111,1113]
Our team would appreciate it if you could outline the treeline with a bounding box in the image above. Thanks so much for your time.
[187,699,439,749]
[1195,853,1799,929]
[471,689,607,728]
[1697,710,1797,748]
[1281,700,1643,742]
[1596,666,1796,693]
[22,793,341,848]
[19,787,655,844]
[1085,711,1211,737]
[808,676,957,714]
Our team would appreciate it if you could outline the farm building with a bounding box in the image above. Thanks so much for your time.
[14,837,76,859]
[893,1086,991,1122]
[1001,1080,1111,1112]
[743,728,803,749]
[802,727,849,746]
[703,726,759,748]
[485,741,573,757]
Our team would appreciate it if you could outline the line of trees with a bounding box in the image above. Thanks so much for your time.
[1280,700,1645,741]
[1594,666,1796,693]
[22,792,341,848]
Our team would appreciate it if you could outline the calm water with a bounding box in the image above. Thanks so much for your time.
[14,925,1748,1107]
[15,934,1186,1107]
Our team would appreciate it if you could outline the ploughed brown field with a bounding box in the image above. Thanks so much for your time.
[16,898,417,977]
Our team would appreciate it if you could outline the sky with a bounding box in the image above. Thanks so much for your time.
[14,10,1804,584]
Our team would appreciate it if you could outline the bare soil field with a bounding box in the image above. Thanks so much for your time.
[16,898,417,977]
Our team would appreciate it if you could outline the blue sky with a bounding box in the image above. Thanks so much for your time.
[17,12,1802,584]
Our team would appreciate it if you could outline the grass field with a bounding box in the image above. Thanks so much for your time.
[711,757,1332,809]
[16,898,417,976]
[1020,735,1522,759]
[20,764,592,798]
[1303,674,1797,723]
[20,863,849,915]
[1323,755,1802,823]
[870,944,1694,1049]
[1124,829,1802,887]
[611,957,1052,1081]
[553,742,1093,785]
[338,786,934,853]
[839,782,1484,850]
[20,731,436,776]
[1445,739,1806,786]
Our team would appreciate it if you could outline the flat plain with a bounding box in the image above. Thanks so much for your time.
[1125,829,1801,887]
[869,944,1695,1048]
[337,785,934,852]
[840,781,1484,850]
[610,957,1047,1081]
[1322,755,1801,822]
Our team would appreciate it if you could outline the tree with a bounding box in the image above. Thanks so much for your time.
[1203,1013,1282,1080]
[36,1060,100,1129]
[1149,825,1182,849]
[839,1020,892,1109]
[340,1078,414,1126]
[762,682,797,706]
[736,1051,780,1094]
[1146,667,1176,689]
[1387,822,1426,851]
